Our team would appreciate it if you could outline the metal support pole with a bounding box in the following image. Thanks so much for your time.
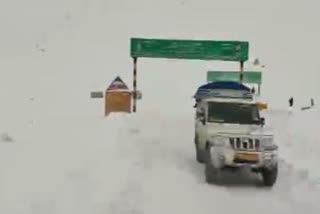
[258,84,261,95]
[133,57,137,113]
[240,61,244,83]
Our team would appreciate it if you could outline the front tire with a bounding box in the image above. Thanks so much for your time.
[196,144,205,163]
[261,164,278,187]
[204,148,221,184]
[194,135,205,163]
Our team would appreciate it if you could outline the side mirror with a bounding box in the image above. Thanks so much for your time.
[196,111,206,125]
[199,112,206,125]
[200,116,206,125]
[260,117,265,126]
[196,111,203,118]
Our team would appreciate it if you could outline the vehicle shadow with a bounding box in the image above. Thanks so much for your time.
[215,168,264,188]
[167,143,270,189]
[183,156,266,188]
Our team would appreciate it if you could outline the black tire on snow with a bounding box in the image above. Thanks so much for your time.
[261,164,278,187]
[204,149,220,184]
[195,144,204,163]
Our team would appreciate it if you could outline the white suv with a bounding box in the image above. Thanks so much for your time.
[194,89,278,186]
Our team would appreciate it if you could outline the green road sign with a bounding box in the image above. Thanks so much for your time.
[207,71,262,84]
[131,38,249,61]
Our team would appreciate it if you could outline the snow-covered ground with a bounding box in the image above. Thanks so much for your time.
[1,108,320,214]
[1,0,320,213]
[267,107,320,185]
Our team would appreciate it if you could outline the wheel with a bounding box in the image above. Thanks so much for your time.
[204,148,220,184]
[205,162,220,184]
[195,143,205,163]
[261,164,278,187]
[194,135,205,163]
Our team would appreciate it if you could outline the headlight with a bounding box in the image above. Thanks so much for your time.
[211,136,229,146]
[260,137,277,151]
[261,137,273,145]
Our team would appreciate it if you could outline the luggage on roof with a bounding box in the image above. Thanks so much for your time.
[197,81,250,91]
[193,81,253,100]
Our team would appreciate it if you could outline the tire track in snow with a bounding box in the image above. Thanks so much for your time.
[106,115,145,214]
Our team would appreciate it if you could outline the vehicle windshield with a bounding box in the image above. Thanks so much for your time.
[207,102,260,124]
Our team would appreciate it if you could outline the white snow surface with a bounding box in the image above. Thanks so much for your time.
[1,0,320,213]
[1,108,320,213]
[268,107,320,185]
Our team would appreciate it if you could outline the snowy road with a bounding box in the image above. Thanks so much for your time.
[109,111,320,214]
[1,109,318,213]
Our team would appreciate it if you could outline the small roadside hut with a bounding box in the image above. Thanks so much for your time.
[105,76,131,116]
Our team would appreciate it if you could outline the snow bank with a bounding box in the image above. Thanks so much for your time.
[271,107,320,185]
[0,113,128,213]
[0,111,198,213]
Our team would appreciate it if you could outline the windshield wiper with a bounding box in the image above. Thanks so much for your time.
[209,119,225,123]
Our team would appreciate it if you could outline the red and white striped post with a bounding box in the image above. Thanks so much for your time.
[133,57,137,112]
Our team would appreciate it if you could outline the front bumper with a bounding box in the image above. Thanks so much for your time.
[209,145,278,169]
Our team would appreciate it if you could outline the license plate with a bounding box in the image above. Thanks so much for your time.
[235,153,258,161]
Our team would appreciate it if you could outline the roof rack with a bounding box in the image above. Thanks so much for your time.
[194,81,254,100]
[194,89,254,100]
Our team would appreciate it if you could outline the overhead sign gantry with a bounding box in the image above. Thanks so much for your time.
[130,37,249,112]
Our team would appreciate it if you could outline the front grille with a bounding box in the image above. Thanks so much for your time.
[230,137,260,151]
[233,158,259,164]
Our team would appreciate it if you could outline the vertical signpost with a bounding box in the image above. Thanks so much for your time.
[240,61,244,83]
[133,57,137,112]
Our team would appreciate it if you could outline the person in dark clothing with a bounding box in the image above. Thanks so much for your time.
[251,87,256,94]
[289,97,294,107]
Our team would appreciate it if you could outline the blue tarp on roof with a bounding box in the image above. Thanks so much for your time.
[198,81,250,91]
[194,81,251,100]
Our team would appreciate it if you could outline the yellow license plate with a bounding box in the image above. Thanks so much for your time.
[235,153,259,161]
